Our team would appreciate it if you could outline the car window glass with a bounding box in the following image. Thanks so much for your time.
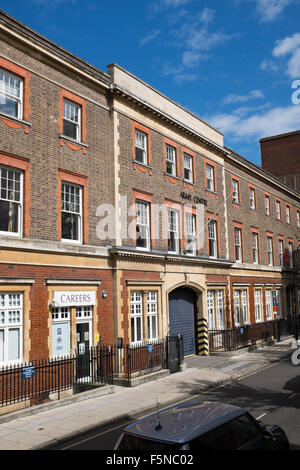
[229,414,263,448]
[189,423,236,450]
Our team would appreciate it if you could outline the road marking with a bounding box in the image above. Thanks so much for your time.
[289,393,298,399]
[256,413,267,420]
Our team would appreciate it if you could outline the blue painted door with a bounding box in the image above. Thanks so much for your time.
[169,287,197,356]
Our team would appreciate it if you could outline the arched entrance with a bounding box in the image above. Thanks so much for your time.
[168,286,198,357]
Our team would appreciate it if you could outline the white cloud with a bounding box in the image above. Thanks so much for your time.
[287,48,300,78]
[271,33,300,78]
[273,33,300,57]
[207,104,300,141]
[260,59,279,72]
[139,30,160,46]
[149,0,190,14]
[255,0,293,22]
[222,90,264,105]
[182,50,206,67]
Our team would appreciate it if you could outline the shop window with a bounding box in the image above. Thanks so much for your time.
[51,307,70,357]
[254,289,262,322]
[207,290,224,330]
[0,293,23,364]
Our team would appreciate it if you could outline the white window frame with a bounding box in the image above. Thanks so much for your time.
[136,200,150,251]
[130,291,143,345]
[207,290,215,329]
[0,292,23,365]
[279,239,284,266]
[252,232,259,264]
[165,145,176,176]
[0,166,23,237]
[288,242,293,268]
[135,129,148,165]
[51,306,70,358]
[167,208,179,254]
[249,188,256,210]
[232,179,239,203]
[265,195,270,216]
[234,228,242,262]
[185,212,196,256]
[297,211,300,229]
[234,290,241,326]
[147,291,158,341]
[265,289,273,320]
[254,289,262,323]
[206,164,215,192]
[0,68,23,120]
[61,182,83,244]
[183,153,193,182]
[207,290,224,330]
[275,289,282,318]
[267,237,273,266]
[276,201,281,220]
[286,205,291,224]
[63,98,81,142]
[208,220,217,258]
[241,290,248,324]
[216,290,224,329]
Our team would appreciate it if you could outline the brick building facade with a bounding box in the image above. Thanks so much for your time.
[0,11,299,368]
[260,130,300,192]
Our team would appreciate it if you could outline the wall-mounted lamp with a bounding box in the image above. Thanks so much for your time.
[101,290,108,299]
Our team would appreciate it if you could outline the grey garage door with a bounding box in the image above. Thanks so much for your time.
[169,287,197,357]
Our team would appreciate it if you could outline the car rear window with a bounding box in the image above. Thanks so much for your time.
[117,433,181,451]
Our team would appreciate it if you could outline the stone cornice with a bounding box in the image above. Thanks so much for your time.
[109,247,233,267]
[111,85,229,158]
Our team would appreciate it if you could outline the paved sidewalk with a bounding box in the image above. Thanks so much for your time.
[0,337,294,450]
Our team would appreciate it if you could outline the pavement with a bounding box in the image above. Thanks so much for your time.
[0,337,295,450]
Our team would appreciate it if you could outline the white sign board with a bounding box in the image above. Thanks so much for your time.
[53,291,96,307]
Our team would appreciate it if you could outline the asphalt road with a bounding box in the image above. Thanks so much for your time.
[51,356,300,450]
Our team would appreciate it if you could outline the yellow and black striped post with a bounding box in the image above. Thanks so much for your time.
[197,318,209,356]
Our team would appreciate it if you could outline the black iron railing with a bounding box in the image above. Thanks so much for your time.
[0,336,183,408]
[0,345,114,408]
[209,317,299,352]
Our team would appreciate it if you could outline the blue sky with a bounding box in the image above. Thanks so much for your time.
[1,0,300,166]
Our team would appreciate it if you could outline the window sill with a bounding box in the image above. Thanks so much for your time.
[59,135,88,154]
[0,112,31,133]
[205,189,218,198]
[0,231,23,238]
[133,161,152,175]
[61,238,83,246]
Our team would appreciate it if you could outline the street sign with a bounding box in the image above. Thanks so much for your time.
[147,344,154,353]
[22,366,34,379]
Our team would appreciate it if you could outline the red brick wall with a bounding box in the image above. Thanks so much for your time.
[0,263,113,360]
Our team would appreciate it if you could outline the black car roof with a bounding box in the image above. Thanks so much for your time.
[124,401,246,445]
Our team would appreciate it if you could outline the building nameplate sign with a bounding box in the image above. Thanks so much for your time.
[53,290,96,307]
[180,191,207,206]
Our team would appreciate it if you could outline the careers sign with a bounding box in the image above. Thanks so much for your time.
[53,291,96,307]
